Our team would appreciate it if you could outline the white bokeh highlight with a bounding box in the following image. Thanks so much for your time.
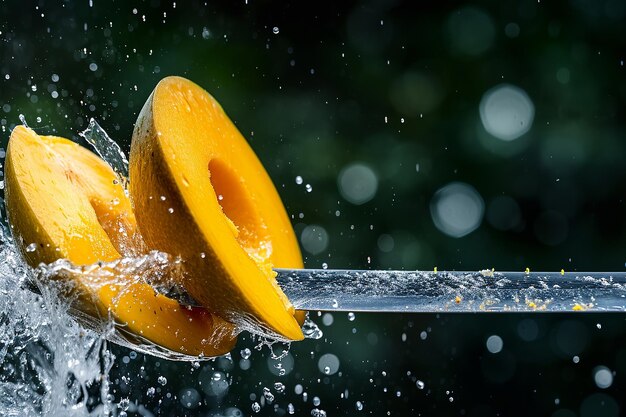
[300,225,329,255]
[486,335,503,354]
[338,163,378,205]
[593,366,613,389]
[430,182,484,238]
[479,84,534,141]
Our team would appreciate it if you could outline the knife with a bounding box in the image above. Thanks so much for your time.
[273,269,626,312]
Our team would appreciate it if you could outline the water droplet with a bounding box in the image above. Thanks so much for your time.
[348,312,356,321]
[25,243,37,253]
[302,317,323,339]
[241,348,251,359]
[322,262,328,269]
[202,27,211,39]
[263,387,275,403]
[416,380,425,390]
[272,27,279,35]
[157,376,167,386]
[288,403,295,414]
[274,382,285,393]
[168,207,174,214]
[251,402,261,413]
[311,409,327,417]
[305,184,313,193]
[295,176,303,185]
[119,397,130,411]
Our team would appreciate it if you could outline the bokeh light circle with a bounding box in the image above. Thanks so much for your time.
[338,163,378,205]
[486,335,504,353]
[479,84,534,141]
[301,225,329,255]
[430,182,484,238]
[593,366,613,389]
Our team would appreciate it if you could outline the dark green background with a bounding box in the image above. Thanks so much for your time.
[1,0,626,416]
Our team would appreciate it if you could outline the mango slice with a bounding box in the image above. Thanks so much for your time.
[130,76,304,340]
[4,125,237,356]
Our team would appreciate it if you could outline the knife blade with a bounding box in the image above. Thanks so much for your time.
[274,269,626,312]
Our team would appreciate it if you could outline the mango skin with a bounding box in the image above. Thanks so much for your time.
[4,125,237,357]
[130,76,304,340]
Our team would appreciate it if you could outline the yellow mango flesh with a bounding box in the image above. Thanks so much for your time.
[4,125,236,356]
[130,76,304,340]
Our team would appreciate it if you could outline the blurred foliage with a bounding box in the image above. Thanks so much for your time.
[1,0,626,416]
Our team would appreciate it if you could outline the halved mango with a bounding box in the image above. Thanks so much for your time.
[130,76,304,340]
[4,125,237,356]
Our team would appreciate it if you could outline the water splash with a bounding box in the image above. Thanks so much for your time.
[76,120,296,343]
[79,118,129,187]
[30,251,242,362]
[0,120,317,415]
[0,234,113,416]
